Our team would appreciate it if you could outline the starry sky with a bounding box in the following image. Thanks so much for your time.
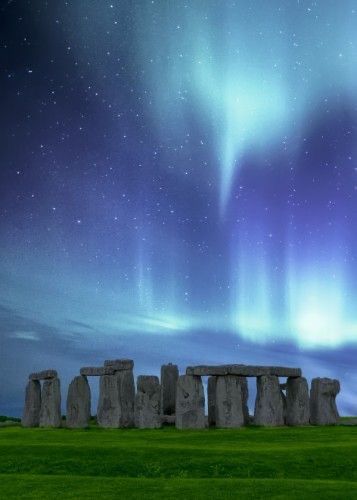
[1,0,357,416]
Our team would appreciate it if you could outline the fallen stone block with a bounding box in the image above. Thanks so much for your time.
[310,377,340,425]
[22,380,41,427]
[29,370,57,381]
[175,375,205,429]
[66,375,91,428]
[254,375,284,426]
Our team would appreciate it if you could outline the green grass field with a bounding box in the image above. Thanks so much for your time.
[0,424,357,499]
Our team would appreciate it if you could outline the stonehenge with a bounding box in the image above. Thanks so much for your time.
[135,376,161,428]
[175,375,205,429]
[310,377,340,425]
[66,375,91,428]
[254,375,285,426]
[161,363,179,415]
[22,361,342,430]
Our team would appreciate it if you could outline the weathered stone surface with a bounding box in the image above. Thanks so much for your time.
[215,375,245,428]
[97,370,135,428]
[186,365,301,378]
[80,366,114,376]
[175,375,205,429]
[134,376,161,428]
[254,375,284,426]
[39,378,61,427]
[239,376,250,424]
[66,375,91,428]
[97,374,121,428]
[286,376,310,426]
[161,414,175,425]
[161,363,179,415]
[207,376,217,427]
[29,369,57,381]
[22,380,41,427]
[104,359,134,371]
[310,377,340,425]
[117,369,135,427]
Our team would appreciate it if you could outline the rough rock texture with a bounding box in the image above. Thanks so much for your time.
[207,376,217,427]
[161,414,175,425]
[239,376,250,424]
[160,363,179,415]
[29,370,57,381]
[117,369,135,427]
[310,377,340,425]
[104,359,134,371]
[66,375,91,428]
[286,376,310,426]
[254,375,284,426]
[175,375,205,429]
[22,380,41,427]
[39,378,61,427]
[97,374,121,427]
[134,376,161,428]
[97,369,135,428]
[215,375,245,428]
[281,389,287,424]
[80,367,114,376]
[186,365,301,378]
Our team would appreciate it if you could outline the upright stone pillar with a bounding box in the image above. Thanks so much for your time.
[161,363,179,415]
[66,375,91,428]
[117,369,135,427]
[39,378,61,427]
[175,375,205,429]
[97,374,121,428]
[207,376,217,427]
[22,380,41,427]
[215,376,245,428]
[286,376,310,426]
[254,375,284,426]
[238,376,250,424]
[135,376,161,428]
[310,377,340,425]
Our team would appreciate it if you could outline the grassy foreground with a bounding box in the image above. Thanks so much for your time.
[0,425,356,499]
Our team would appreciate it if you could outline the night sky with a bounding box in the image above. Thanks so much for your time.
[1,0,356,416]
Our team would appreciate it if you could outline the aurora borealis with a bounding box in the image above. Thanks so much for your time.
[1,1,357,415]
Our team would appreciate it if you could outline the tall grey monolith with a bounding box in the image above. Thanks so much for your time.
[97,374,121,427]
[286,376,310,426]
[117,369,135,427]
[39,378,61,427]
[215,375,245,428]
[207,376,217,427]
[175,375,205,429]
[254,375,284,426]
[161,363,179,415]
[22,379,41,427]
[66,375,91,428]
[239,376,250,424]
[310,377,340,425]
[135,376,161,428]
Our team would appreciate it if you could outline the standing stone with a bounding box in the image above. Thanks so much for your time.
[97,374,121,428]
[117,369,135,427]
[310,377,340,425]
[175,375,205,429]
[286,376,310,426]
[22,380,41,427]
[66,375,91,428]
[238,376,250,424]
[207,376,217,427]
[161,363,179,415]
[254,375,284,426]
[135,376,161,428]
[215,375,245,428]
[39,378,61,427]
[281,389,287,424]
